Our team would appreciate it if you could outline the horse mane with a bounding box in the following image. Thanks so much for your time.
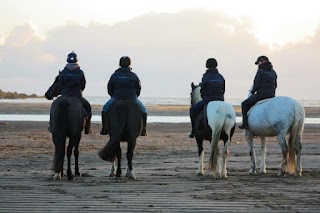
[190,83,202,106]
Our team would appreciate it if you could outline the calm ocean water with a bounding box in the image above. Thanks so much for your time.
[1,96,320,107]
[1,96,320,123]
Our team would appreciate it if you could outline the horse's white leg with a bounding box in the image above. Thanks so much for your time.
[277,134,288,176]
[259,137,267,174]
[222,143,230,178]
[125,168,136,180]
[196,150,204,176]
[109,160,116,177]
[295,134,303,176]
[210,147,221,178]
[245,131,256,175]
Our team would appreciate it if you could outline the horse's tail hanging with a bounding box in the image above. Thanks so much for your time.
[208,108,224,171]
[98,107,128,162]
[287,103,305,174]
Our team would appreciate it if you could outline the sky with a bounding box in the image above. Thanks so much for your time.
[0,0,320,100]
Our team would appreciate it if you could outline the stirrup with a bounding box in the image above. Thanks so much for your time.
[100,128,108,135]
[188,131,195,138]
[238,122,248,129]
[140,129,147,136]
[85,127,92,134]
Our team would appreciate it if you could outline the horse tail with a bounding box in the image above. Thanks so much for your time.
[287,103,305,174]
[208,110,224,172]
[98,108,127,162]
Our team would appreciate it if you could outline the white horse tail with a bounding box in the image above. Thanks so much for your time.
[287,102,305,174]
[208,110,224,172]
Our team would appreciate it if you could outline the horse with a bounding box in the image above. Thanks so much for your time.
[98,99,142,180]
[46,80,85,180]
[190,82,236,178]
[243,94,305,176]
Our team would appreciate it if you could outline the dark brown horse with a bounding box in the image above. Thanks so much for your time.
[46,80,85,180]
[99,100,142,180]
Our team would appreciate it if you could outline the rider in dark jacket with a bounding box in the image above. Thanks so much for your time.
[100,56,147,136]
[189,58,225,138]
[45,52,92,134]
[239,56,277,129]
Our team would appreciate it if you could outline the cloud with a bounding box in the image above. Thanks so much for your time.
[0,9,319,100]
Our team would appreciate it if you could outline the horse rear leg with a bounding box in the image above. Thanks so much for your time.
[277,134,288,176]
[115,144,122,179]
[196,137,204,176]
[53,134,66,180]
[245,131,256,175]
[222,138,231,179]
[66,141,74,180]
[126,139,136,180]
[259,137,267,174]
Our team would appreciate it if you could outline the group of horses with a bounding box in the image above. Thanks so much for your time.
[46,82,305,181]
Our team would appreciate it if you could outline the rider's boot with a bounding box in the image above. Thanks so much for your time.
[85,113,92,134]
[140,113,147,136]
[100,111,108,135]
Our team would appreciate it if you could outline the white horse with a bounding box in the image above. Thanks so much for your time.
[243,91,305,176]
[190,83,236,178]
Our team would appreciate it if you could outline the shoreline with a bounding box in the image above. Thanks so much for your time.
[0,102,319,117]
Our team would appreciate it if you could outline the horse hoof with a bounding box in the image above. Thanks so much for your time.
[75,172,80,176]
[53,173,61,180]
[128,176,136,180]
[68,175,74,180]
[108,172,116,177]
[196,172,204,176]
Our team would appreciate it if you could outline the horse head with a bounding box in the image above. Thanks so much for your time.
[45,76,61,100]
[190,82,202,107]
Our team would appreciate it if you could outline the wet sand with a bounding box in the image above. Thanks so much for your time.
[0,103,319,212]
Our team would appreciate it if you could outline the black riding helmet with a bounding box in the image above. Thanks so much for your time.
[119,56,131,67]
[67,51,78,63]
[255,56,269,65]
[206,58,217,68]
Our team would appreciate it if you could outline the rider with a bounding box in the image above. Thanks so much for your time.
[100,56,148,136]
[189,58,225,138]
[45,51,92,134]
[238,55,277,129]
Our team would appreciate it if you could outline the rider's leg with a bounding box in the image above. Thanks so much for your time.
[100,98,115,135]
[135,98,147,136]
[239,95,260,129]
[81,97,92,134]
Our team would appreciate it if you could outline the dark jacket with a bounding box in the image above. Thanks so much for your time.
[59,63,86,97]
[107,67,141,100]
[200,68,225,101]
[251,61,277,96]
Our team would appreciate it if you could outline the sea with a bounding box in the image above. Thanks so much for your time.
[0,96,320,124]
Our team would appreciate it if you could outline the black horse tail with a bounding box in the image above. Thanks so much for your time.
[98,108,127,162]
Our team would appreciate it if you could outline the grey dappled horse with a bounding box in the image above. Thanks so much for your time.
[49,96,85,180]
[99,100,142,180]
[244,96,305,176]
[190,83,236,178]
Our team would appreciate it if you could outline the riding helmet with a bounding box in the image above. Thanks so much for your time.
[255,56,269,65]
[206,58,217,68]
[67,51,78,63]
[119,56,131,67]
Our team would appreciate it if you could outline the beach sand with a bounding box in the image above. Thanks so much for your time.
[0,103,319,212]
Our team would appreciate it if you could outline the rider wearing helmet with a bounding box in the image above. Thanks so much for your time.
[189,58,225,138]
[45,51,92,134]
[100,56,147,136]
[239,56,277,129]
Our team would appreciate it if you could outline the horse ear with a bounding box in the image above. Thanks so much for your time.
[199,82,202,87]
[191,82,195,89]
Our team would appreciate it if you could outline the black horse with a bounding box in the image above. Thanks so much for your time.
[98,100,142,180]
[46,80,85,180]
